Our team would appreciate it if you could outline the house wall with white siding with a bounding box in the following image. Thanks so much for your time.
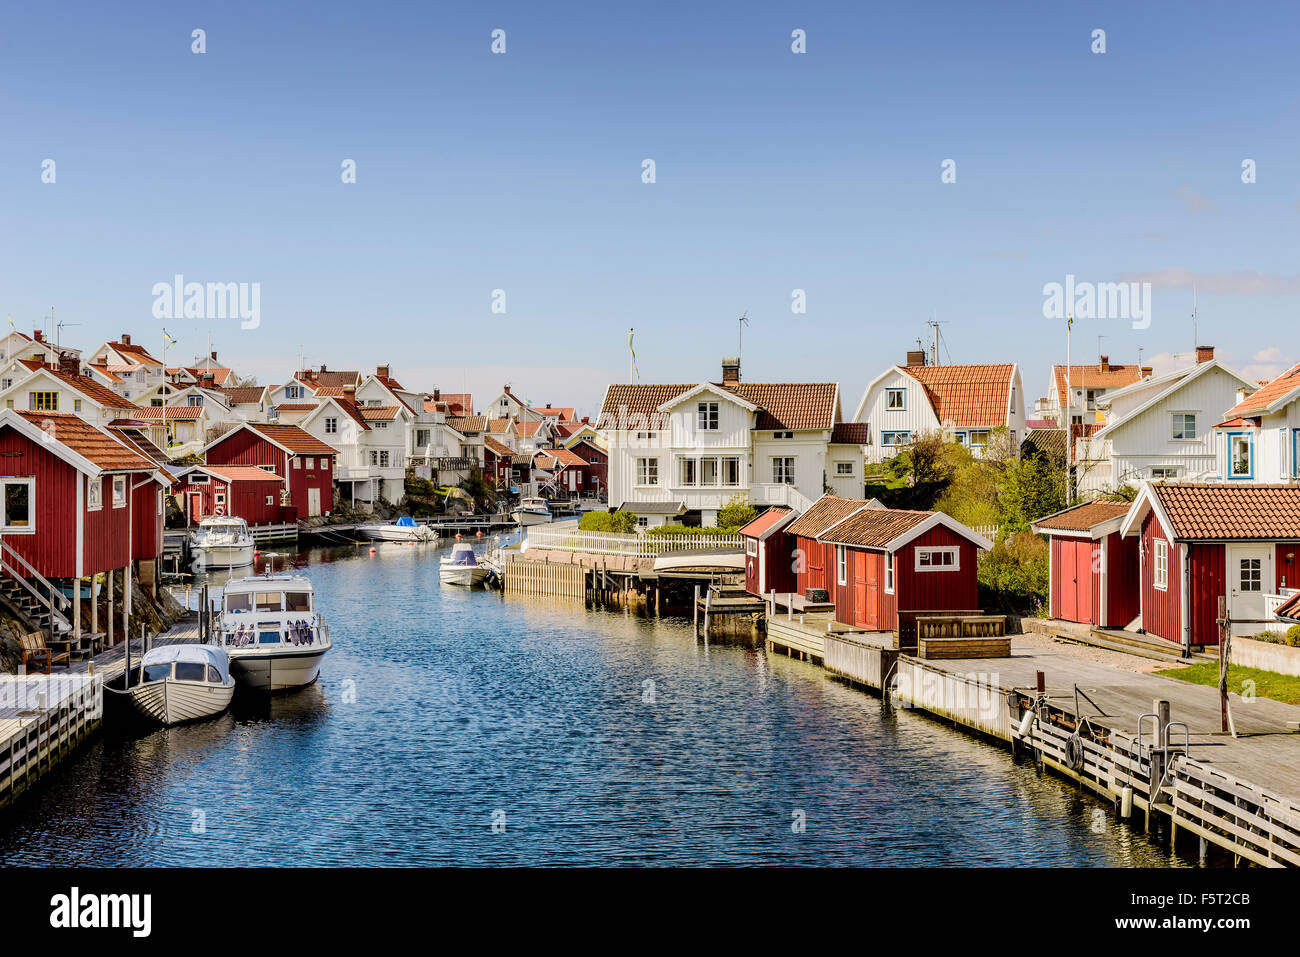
[853,368,941,464]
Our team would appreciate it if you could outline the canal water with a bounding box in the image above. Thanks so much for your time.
[0,540,1184,866]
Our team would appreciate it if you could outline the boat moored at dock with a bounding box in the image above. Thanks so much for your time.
[358,516,434,542]
[217,574,332,691]
[439,541,489,586]
[511,497,552,526]
[127,645,236,726]
[190,516,256,569]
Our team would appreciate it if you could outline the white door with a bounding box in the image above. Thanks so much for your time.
[1228,545,1272,636]
[307,487,322,518]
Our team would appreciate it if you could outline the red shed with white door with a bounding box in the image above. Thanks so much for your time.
[203,423,337,518]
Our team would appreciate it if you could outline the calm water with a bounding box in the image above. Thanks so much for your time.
[0,540,1184,866]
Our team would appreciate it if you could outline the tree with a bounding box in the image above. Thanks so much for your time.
[996,455,1065,534]
[716,494,757,531]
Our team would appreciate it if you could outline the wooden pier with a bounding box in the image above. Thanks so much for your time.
[0,672,102,811]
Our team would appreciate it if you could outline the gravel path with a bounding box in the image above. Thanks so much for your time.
[1013,628,1183,675]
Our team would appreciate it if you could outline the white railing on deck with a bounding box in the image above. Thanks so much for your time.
[1264,589,1300,632]
[526,527,742,558]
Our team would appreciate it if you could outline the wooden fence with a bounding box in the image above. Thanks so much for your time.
[526,527,742,558]
[503,555,588,600]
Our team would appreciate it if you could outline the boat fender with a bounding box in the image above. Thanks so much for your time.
[1065,733,1085,770]
[1120,785,1134,818]
[1017,709,1036,738]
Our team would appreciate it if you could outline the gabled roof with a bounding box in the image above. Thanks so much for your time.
[20,365,142,411]
[818,501,994,552]
[487,418,514,434]
[296,369,360,388]
[1096,360,1253,439]
[220,386,266,405]
[132,406,203,420]
[1223,361,1300,417]
[107,339,163,366]
[533,447,586,469]
[830,422,869,445]
[899,363,1016,428]
[483,436,513,458]
[738,506,795,540]
[207,422,339,458]
[1276,591,1300,623]
[1021,427,1067,461]
[1032,500,1131,538]
[181,464,285,484]
[446,415,487,433]
[2,411,158,474]
[600,382,839,431]
[785,494,869,538]
[1123,482,1300,541]
[1052,362,1148,409]
[358,405,401,421]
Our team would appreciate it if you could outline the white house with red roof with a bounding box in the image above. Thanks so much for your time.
[1042,355,1151,428]
[0,358,141,429]
[86,333,167,399]
[295,394,408,505]
[0,327,78,365]
[1211,360,1300,483]
[852,350,1026,463]
[597,357,849,526]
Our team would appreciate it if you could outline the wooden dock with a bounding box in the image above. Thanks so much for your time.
[0,671,102,811]
[778,612,1300,866]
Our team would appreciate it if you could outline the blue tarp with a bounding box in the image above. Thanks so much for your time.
[395,516,417,527]
[450,546,478,566]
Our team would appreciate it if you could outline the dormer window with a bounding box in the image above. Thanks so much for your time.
[697,401,719,431]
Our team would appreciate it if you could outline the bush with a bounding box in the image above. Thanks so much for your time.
[716,495,757,531]
[978,533,1049,613]
[579,510,637,534]
[645,525,741,539]
[1287,624,1300,648]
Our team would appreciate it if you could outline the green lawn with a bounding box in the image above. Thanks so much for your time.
[1154,661,1300,707]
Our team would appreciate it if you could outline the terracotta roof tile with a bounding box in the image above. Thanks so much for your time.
[785,495,868,538]
[244,423,340,457]
[738,507,792,538]
[219,386,265,405]
[830,422,869,444]
[1053,362,1148,409]
[446,415,487,433]
[1224,361,1300,417]
[194,465,285,483]
[132,406,203,419]
[358,405,400,421]
[901,364,1015,429]
[483,436,513,457]
[14,412,156,472]
[1153,483,1300,540]
[1032,500,1131,532]
[599,382,838,431]
[817,506,933,548]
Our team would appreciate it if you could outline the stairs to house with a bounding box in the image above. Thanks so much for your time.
[0,539,73,636]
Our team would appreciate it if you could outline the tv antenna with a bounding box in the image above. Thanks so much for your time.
[737,311,749,363]
[926,315,951,366]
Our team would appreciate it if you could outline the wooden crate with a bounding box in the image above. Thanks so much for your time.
[917,635,1012,659]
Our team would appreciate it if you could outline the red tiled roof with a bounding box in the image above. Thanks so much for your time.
[132,406,203,419]
[274,403,318,412]
[34,367,141,410]
[818,506,932,548]
[1276,592,1300,622]
[901,364,1015,428]
[296,369,360,388]
[738,507,792,538]
[484,436,513,457]
[437,393,473,416]
[220,387,265,405]
[195,465,284,484]
[1053,362,1148,410]
[446,415,487,433]
[487,419,513,433]
[358,405,400,421]
[1224,361,1300,417]
[516,420,548,436]
[785,495,868,538]
[1032,500,1131,532]
[1152,483,1300,540]
[109,340,163,365]
[14,412,156,472]
[244,423,339,457]
[830,422,869,444]
[599,382,838,431]
[531,407,575,421]
[534,447,586,469]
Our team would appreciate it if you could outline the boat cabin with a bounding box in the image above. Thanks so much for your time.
[220,574,322,647]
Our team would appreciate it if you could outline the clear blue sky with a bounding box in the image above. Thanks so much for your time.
[3,0,1298,415]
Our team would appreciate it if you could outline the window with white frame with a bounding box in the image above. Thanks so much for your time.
[0,478,34,532]
[637,457,659,486]
[157,489,163,515]
[885,388,906,410]
[836,545,848,586]
[265,495,275,506]
[112,475,126,508]
[305,457,314,470]
[379,451,390,467]
[697,401,719,431]
[1239,558,1262,593]
[915,546,959,571]
[968,430,990,450]
[293,458,302,469]
[214,492,225,506]
[1171,413,1197,440]
[835,462,854,475]
[1153,539,1168,590]
[881,431,911,448]
[1230,434,1252,477]
[679,457,698,486]
[324,417,338,434]
[722,456,742,486]
[772,457,795,485]
[885,553,895,593]
[1150,466,1180,479]
[88,477,103,510]
[746,538,758,557]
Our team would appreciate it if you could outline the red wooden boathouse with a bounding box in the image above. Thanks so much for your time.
[739,506,797,597]
[172,464,286,527]
[1032,500,1140,628]
[786,494,992,634]
[203,423,337,519]
[1120,482,1300,649]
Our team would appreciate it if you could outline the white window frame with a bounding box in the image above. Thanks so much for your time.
[1153,539,1168,591]
[1171,412,1197,441]
[636,457,659,486]
[835,462,854,475]
[0,477,35,533]
[772,457,795,485]
[697,401,720,432]
[745,538,758,557]
[112,475,127,509]
[884,553,895,594]
[915,546,960,572]
[1239,558,1262,593]
[836,545,848,586]
[881,431,911,449]
[87,476,103,511]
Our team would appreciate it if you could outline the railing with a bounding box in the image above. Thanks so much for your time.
[1264,589,1300,632]
[526,526,742,558]
[750,483,815,512]
[0,536,72,632]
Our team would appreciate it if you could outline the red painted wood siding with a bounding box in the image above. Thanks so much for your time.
[1277,544,1300,592]
[1140,515,1181,645]
[0,427,78,577]
[1187,542,1225,647]
[174,476,283,526]
[206,430,333,517]
[896,526,979,616]
[1050,536,1098,625]
[84,475,134,576]
[131,478,163,561]
[1104,532,1141,628]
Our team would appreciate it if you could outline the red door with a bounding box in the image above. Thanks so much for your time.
[853,552,869,628]
[1058,539,1094,624]
[864,553,879,629]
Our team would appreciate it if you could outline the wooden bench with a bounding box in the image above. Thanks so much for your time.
[917,636,1013,660]
[18,631,71,674]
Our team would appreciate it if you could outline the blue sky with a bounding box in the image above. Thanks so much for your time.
[2,0,1298,415]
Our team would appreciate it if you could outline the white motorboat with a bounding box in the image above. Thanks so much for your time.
[217,574,332,692]
[127,645,236,726]
[358,516,434,542]
[511,497,552,526]
[439,542,490,586]
[190,515,255,569]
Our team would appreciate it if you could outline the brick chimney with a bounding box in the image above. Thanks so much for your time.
[343,384,356,396]
[721,357,741,384]
[905,349,927,368]
[319,363,327,373]
[33,330,44,343]
[432,388,441,401]
[1099,354,1110,372]
[201,372,215,388]
[377,364,390,378]
[121,333,131,346]
[58,352,79,376]
[1196,345,1215,364]
[210,350,218,362]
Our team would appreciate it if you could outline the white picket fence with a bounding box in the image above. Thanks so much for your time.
[526,526,742,558]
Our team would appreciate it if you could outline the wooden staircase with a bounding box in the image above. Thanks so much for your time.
[0,538,73,636]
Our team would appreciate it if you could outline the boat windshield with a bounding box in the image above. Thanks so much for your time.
[223,618,324,648]
[225,588,312,614]
[143,663,172,683]
[175,662,207,682]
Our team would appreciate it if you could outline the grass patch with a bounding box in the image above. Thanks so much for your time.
[1154,661,1300,706]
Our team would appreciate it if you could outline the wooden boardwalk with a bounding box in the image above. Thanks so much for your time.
[73,618,203,681]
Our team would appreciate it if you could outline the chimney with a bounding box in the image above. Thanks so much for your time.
[433,388,441,401]
[1140,365,1153,377]
[343,384,356,395]
[905,349,927,368]
[377,364,390,378]
[1099,355,1110,372]
[721,357,741,384]
[33,330,44,343]
[121,333,131,346]
[210,350,218,362]
[319,364,327,373]
[58,352,79,376]
[1196,345,1215,364]
[503,385,511,395]
[581,416,590,424]
[201,372,215,388]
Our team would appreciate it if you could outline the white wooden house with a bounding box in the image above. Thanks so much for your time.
[1211,360,1300,483]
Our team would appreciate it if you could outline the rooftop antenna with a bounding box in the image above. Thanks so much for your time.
[55,318,81,354]
[1192,284,1199,350]
[926,315,949,366]
[737,311,749,364]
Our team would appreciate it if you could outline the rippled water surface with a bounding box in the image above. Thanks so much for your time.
[0,542,1184,866]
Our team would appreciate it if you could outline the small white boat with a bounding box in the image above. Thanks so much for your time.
[511,497,552,526]
[128,645,236,726]
[439,542,489,586]
[359,516,434,542]
[191,515,255,569]
[217,574,332,692]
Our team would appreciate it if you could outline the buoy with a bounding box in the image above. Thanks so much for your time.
[476,530,482,537]
[455,533,462,540]
[254,549,261,557]
[369,547,376,555]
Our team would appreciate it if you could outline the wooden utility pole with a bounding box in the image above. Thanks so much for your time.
[1217,596,1237,737]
